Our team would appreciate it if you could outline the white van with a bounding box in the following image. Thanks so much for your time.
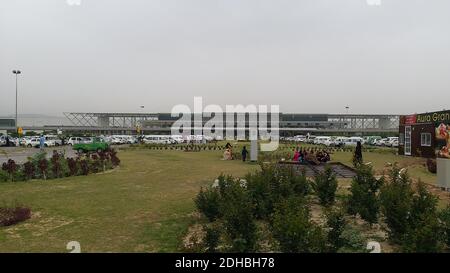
[143,135,172,144]
[314,136,332,145]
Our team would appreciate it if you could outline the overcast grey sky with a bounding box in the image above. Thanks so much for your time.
[1,0,449,116]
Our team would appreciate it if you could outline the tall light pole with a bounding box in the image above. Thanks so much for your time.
[12,70,22,132]
[345,106,350,115]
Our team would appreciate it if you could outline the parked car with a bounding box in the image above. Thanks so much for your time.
[23,137,54,148]
[306,136,317,144]
[375,138,388,146]
[366,136,382,146]
[391,139,399,148]
[385,137,399,147]
[344,137,365,147]
[67,137,84,146]
[73,137,109,153]
[293,135,306,142]
[143,135,172,144]
[314,136,332,146]
[0,135,6,146]
[333,137,349,147]
[45,135,62,146]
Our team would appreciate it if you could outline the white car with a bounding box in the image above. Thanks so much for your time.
[375,138,388,146]
[67,137,84,146]
[391,139,399,148]
[385,137,399,147]
[293,135,306,142]
[0,136,6,146]
[306,136,317,144]
[23,137,54,148]
[344,137,365,147]
[314,136,332,146]
[333,137,349,147]
[45,135,62,146]
[170,135,184,144]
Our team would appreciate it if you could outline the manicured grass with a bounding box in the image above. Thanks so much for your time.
[0,149,258,252]
[0,146,437,252]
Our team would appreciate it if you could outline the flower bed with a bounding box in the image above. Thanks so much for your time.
[0,148,120,182]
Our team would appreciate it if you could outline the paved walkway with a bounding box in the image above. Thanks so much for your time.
[0,146,77,165]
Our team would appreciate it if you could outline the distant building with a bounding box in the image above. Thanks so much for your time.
[399,110,450,158]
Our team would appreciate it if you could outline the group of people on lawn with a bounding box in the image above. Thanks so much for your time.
[223,143,249,162]
[291,148,330,165]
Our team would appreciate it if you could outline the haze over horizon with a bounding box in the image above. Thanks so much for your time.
[1,0,450,116]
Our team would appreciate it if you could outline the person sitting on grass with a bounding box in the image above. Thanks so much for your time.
[293,149,300,161]
[306,151,320,165]
[299,150,305,163]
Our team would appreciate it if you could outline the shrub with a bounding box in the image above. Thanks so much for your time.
[2,159,18,182]
[203,223,222,253]
[0,170,9,182]
[426,158,437,174]
[90,154,101,173]
[0,206,32,226]
[438,206,450,247]
[312,167,337,206]
[23,161,35,180]
[347,164,384,224]
[337,226,367,253]
[246,164,310,220]
[271,197,326,253]
[50,150,63,178]
[67,158,78,176]
[219,179,257,252]
[379,166,414,242]
[108,149,121,166]
[380,167,445,251]
[195,186,221,222]
[79,159,89,175]
[400,181,444,252]
[326,208,347,252]
[38,158,49,180]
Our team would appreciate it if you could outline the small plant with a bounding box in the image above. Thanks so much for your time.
[67,158,78,176]
[426,158,437,174]
[438,206,450,248]
[0,206,32,226]
[271,197,326,253]
[347,164,384,224]
[312,167,337,206]
[218,177,257,253]
[38,158,49,180]
[2,159,18,182]
[203,223,222,253]
[109,149,121,166]
[23,161,35,180]
[195,186,222,222]
[401,181,444,253]
[79,159,89,175]
[379,166,414,242]
[326,208,347,252]
[50,150,63,178]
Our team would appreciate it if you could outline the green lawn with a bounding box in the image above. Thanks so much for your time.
[0,146,437,252]
[0,149,258,252]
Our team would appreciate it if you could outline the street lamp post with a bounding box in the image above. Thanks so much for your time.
[12,70,22,132]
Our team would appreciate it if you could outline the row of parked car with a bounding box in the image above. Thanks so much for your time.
[0,134,217,148]
[282,135,399,148]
